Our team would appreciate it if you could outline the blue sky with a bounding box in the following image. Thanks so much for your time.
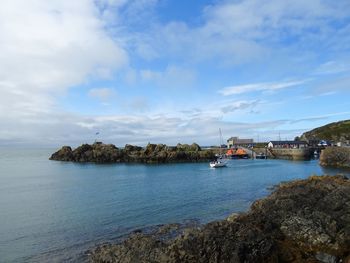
[0,0,349,146]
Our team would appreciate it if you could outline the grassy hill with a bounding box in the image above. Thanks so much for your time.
[300,119,350,142]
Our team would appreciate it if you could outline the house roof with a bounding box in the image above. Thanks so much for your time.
[269,141,308,145]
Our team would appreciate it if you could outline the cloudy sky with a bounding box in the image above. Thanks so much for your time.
[1,0,349,147]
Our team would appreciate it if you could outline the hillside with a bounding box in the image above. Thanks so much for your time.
[300,119,350,142]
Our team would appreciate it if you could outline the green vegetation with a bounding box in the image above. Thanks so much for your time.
[301,119,350,142]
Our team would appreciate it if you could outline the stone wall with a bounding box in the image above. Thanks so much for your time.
[268,148,312,160]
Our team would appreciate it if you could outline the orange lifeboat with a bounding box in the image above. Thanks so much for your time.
[236,148,246,155]
[226,149,235,155]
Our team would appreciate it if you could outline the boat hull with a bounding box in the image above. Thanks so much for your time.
[210,161,226,168]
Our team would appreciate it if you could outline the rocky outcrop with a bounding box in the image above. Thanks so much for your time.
[300,119,350,143]
[89,175,350,263]
[50,142,215,163]
[50,143,123,163]
[320,147,350,168]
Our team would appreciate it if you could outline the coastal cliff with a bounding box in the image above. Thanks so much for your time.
[320,147,350,168]
[90,175,350,263]
[300,119,350,142]
[50,142,216,163]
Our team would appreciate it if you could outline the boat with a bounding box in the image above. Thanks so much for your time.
[210,129,227,168]
[210,160,227,168]
[226,148,250,159]
[255,152,267,159]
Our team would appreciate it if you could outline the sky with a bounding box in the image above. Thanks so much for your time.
[0,0,350,147]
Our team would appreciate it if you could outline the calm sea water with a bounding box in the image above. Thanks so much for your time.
[0,148,348,262]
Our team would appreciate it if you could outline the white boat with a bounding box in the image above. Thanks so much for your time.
[210,160,227,168]
[255,152,267,159]
[210,128,227,168]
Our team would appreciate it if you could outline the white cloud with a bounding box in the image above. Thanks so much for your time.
[1,0,349,146]
[88,88,116,101]
[313,61,350,75]
[219,80,306,96]
[129,0,349,65]
[221,100,260,113]
[0,111,286,146]
[0,0,127,116]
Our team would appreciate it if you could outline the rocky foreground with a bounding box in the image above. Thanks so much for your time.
[320,147,350,168]
[89,175,350,263]
[50,142,216,163]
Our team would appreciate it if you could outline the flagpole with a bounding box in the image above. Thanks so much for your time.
[95,132,99,143]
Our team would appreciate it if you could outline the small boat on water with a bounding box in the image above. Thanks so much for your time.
[226,148,249,159]
[210,128,227,168]
[210,160,227,168]
[255,152,267,159]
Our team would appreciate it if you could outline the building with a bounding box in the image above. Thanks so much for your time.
[268,141,308,149]
[227,137,254,148]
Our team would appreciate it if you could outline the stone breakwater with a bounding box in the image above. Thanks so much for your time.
[268,148,313,160]
[320,147,350,168]
[50,142,216,163]
[89,175,350,263]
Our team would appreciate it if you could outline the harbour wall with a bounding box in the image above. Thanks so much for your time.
[268,148,313,160]
[253,147,313,160]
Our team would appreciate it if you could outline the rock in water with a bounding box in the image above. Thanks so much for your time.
[320,146,350,168]
[49,146,73,161]
[50,143,122,163]
[89,175,350,262]
[50,142,215,163]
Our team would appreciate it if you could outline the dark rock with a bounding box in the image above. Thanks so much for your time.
[49,146,73,161]
[320,147,350,168]
[124,144,142,152]
[50,142,215,164]
[89,175,350,262]
[315,252,338,263]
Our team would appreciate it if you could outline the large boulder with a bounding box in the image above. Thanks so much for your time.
[49,146,73,161]
[144,143,157,155]
[320,147,350,168]
[124,144,142,153]
[72,144,93,162]
[91,143,122,163]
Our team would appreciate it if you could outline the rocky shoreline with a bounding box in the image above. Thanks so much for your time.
[320,147,350,168]
[50,142,216,163]
[89,175,350,263]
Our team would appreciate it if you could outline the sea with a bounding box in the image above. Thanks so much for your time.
[0,148,349,262]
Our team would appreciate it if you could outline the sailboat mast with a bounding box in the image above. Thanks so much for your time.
[219,128,224,155]
[219,128,222,148]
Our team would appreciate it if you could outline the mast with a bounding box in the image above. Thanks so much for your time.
[219,128,224,156]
